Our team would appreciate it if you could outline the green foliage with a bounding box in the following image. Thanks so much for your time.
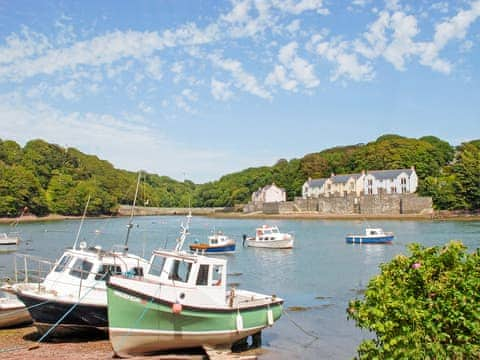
[348,241,480,359]
[0,134,478,216]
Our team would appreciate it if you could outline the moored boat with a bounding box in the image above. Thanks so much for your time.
[243,225,294,249]
[107,214,283,356]
[0,232,20,246]
[12,243,149,336]
[0,290,32,328]
[345,228,394,244]
[189,231,236,254]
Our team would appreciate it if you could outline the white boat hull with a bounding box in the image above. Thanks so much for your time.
[245,238,294,249]
[0,297,31,328]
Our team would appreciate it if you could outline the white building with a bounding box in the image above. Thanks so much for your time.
[302,167,417,198]
[363,168,417,195]
[252,183,286,203]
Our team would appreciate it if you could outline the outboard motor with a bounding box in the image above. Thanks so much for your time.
[242,234,247,247]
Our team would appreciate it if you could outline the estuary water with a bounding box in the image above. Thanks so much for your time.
[0,216,479,359]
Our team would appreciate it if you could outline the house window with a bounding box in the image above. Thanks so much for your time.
[400,178,407,193]
[367,179,373,195]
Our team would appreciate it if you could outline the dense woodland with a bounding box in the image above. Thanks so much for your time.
[0,135,479,217]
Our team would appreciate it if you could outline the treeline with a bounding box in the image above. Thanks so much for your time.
[0,135,479,217]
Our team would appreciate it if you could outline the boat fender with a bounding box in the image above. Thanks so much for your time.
[172,302,182,315]
[267,308,274,326]
[236,312,243,332]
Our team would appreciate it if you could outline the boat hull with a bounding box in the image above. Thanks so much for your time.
[16,292,107,336]
[345,235,394,244]
[107,286,283,356]
[0,299,32,328]
[245,238,293,249]
[189,243,236,254]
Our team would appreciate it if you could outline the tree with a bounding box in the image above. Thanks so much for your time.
[452,143,480,210]
[348,241,480,359]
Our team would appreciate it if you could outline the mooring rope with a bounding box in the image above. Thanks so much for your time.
[282,309,319,346]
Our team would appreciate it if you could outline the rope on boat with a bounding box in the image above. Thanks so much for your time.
[282,309,319,346]
[29,272,108,350]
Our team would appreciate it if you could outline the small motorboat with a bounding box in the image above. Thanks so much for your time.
[0,232,20,246]
[189,231,236,254]
[243,225,294,249]
[0,290,31,328]
[107,214,283,357]
[345,228,394,244]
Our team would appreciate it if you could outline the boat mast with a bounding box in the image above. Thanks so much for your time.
[175,211,192,252]
[73,194,91,250]
[124,172,142,252]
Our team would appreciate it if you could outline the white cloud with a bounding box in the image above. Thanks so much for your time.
[0,27,51,65]
[271,0,329,15]
[211,78,234,101]
[209,53,272,99]
[0,95,229,182]
[267,41,320,91]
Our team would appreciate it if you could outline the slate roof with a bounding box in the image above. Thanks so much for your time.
[307,179,326,188]
[367,169,413,180]
[331,173,361,184]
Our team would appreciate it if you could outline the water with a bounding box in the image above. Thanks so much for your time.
[1,216,479,359]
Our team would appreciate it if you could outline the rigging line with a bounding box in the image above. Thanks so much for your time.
[0,299,51,318]
[29,271,109,349]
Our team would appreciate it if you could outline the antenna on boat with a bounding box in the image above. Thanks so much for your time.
[124,172,142,252]
[73,194,91,250]
[175,210,192,252]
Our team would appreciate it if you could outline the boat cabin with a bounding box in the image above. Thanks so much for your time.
[44,242,148,294]
[365,228,385,236]
[143,250,227,306]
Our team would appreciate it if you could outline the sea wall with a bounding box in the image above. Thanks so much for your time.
[245,194,433,215]
[118,205,229,216]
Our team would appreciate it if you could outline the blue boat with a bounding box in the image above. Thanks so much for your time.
[346,228,394,244]
[189,231,236,254]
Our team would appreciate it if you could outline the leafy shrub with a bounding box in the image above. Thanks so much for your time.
[348,241,480,359]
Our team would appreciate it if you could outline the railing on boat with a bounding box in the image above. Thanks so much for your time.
[11,253,55,284]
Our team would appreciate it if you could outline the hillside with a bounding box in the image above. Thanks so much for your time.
[0,135,478,217]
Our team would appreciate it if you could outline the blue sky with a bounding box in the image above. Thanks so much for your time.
[0,0,478,182]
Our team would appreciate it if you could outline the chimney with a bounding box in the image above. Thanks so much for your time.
[411,165,415,171]
[308,177,312,182]
[331,173,335,177]
[361,170,365,176]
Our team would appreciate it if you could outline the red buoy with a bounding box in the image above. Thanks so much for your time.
[172,302,182,314]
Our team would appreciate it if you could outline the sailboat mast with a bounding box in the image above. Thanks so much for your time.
[124,172,142,251]
[73,194,91,250]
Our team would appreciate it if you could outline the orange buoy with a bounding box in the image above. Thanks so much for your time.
[172,302,182,314]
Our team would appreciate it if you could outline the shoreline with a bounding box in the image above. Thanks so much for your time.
[1,212,480,224]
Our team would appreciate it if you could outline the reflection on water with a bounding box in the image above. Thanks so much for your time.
[0,217,479,359]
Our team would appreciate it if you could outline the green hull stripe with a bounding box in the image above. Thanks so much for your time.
[107,287,283,333]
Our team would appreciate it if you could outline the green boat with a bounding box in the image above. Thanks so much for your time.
[106,215,283,356]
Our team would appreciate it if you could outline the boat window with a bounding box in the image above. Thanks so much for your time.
[212,265,223,286]
[130,267,144,277]
[95,264,122,281]
[69,258,93,280]
[148,255,166,277]
[196,264,209,286]
[211,238,218,244]
[54,255,73,273]
[168,260,192,283]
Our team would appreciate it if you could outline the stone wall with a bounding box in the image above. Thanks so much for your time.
[400,195,433,214]
[262,201,295,214]
[291,194,432,215]
[118,205,226,216]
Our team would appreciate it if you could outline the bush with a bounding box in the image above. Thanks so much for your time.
[348,241,480,359]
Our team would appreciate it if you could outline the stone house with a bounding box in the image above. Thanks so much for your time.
[251,183,286,203]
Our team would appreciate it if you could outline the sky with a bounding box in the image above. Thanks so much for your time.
[0,0,479,183]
